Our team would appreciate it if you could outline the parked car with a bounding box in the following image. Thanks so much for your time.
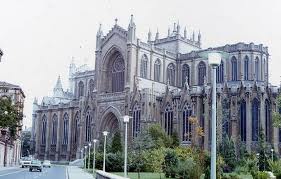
[42,160,51,168]
[20,157,31,168]
[29,160,42,172]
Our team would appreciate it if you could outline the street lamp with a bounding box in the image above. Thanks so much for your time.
[84,146,87,171]
[103,131,109,172]
[92,139,98,174]
[271,149,274,162]
[206,51,222,179]
[88,143,92,171]
[123,115,131,178]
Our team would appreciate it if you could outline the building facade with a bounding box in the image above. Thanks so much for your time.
[33,16,279,161]
[0,81,25,166]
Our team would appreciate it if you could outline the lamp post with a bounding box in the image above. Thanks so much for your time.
[207,52,222,179]
[271,149,274,162]
[92,139,98,174]
[123,115,131,178]
[88,143,92,171]
[103,131,108,172]
[84,146,87,171]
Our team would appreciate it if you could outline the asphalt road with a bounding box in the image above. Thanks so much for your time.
[0,165,66,179]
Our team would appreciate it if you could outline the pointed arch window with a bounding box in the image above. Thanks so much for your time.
[140,55,148,79]
[255,57,259,81]
[164,104,173,135]
[231,56,238,81]
[216,62,224,83]
[252,98,260,141]
[182,64,190,87]
[182,104,192,142]
[244,56,249,80]
[132,104,141,138]
[167,63,175,86]
[89,79,95,94]
[78,81,84,97]
[112,55,125,92]
[62,113,69,145]
[85,109,92,142]
[198,61,206,85]
[74,112,80,144]
[154,59,161,82]
[265,99,271,142]
[41,115,47,145]
[240,100,247,141]
[51,114,58,145]
[222,99,230,137]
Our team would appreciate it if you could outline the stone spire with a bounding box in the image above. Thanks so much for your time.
[173,22,176,32]
[192,31,195,41]
[128,15,136,42]
[96,24,103,37]
[176,21,180,34]
[184,27,187,39]
[33,97,38,104]
[198,30,201,45]
[155,28,159,40]
[148,29,152,42]
[96,24,103,50]
[168,27,170,37]
[55,75,63,89]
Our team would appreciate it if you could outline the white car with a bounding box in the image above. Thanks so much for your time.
[20,157,31,168]
[42,160,51,168]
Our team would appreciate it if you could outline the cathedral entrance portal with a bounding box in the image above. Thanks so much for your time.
[100,112,120,138]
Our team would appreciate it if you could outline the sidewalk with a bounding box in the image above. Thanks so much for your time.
[0,166,20,171]
[67,166,93,179]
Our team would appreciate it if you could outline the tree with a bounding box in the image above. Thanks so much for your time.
[110,131,122,153]
[148,124,172,148]
[218,135,237,172]
[0,98,20,138]
[21,130,31,157]
[257,128,269,171]
[273,94,281,127]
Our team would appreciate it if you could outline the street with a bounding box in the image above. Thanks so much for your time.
[0,166,66,179]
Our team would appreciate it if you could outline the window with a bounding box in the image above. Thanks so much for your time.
[85,109,92,142]
[244,56,249,80]
[216,61,224,83]
[222,99,230,137]
[51,114,58,145]
[132,104,141,138]
[140,55,148,78]
[231,56,238,81]
[182,64,190,87]
[240,100,247,141]
[41,115,47,145]
[255,57,259,81]
[182,104,192,142]
[154,59,161,82]
[89,79,95,94]
[62,113,69,145]
[198,61,206,85]
[78,81,84,97]
[112,55,125,92]
[164,104,173,135]
[252,98,260,141]
[74,112,80,144]
[167,63,175,86]
[265,100,270,142]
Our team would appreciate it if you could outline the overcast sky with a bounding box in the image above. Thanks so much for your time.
[0,0,280,128]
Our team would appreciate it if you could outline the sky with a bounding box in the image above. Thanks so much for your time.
[0,0,280,128]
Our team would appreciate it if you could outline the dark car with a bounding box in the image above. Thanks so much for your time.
[29,160,42,172]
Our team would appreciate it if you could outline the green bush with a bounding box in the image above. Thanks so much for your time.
[221,173,240,179]
[251,171,269,179]
[163,149,178,178]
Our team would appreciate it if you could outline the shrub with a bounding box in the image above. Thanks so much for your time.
[105,152,123,172]
[110,131,122,153]
[142,148,165,173]
[163,149,178,178]
[251,171,269,179]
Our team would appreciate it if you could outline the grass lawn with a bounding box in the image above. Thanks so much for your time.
[113,172,172,179]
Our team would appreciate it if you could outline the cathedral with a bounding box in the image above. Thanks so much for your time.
[32,15,279,161]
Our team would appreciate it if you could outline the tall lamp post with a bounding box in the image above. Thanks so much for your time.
[88,143,92,171]
[123,115,131,178]
[208,51,222,179]
[103,131,108,172]
[84,146,87,171]
[92,139,98,174]
[271,149,274,162]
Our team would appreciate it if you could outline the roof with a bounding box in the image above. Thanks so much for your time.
[0,81,25,98]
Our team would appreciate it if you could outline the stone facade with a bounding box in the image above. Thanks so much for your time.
[33,16,279,162]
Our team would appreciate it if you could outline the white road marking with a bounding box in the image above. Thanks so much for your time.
[0,169,26,177]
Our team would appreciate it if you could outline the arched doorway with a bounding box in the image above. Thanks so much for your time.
[100,112,120,138]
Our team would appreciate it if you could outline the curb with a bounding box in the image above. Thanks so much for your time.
[66,166,69,179]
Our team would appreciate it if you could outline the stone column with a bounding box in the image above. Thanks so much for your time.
[67,109,73,161]
[44,111,52,160]
[35,112,42,158]
[55,110,62,161]
[246,96,252,151]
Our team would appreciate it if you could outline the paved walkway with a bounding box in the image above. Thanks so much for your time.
[67,166,93,179]
[0,166,20,171]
